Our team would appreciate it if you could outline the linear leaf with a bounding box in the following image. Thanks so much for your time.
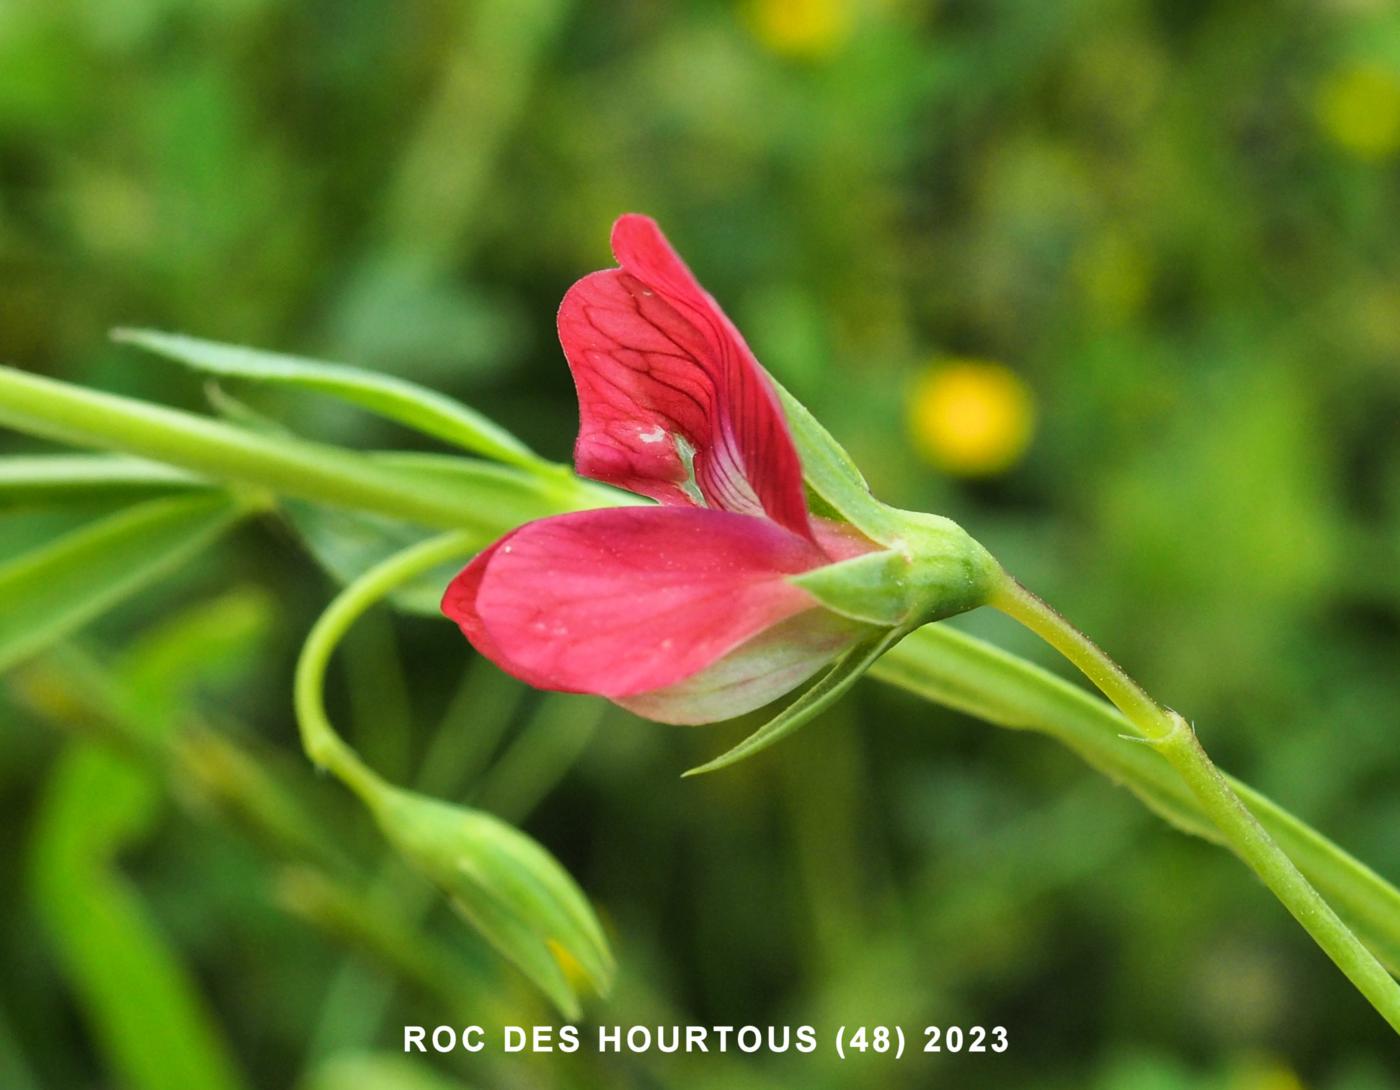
[284,454,601,617]
[186,387,537,616]
[114,327,551,470]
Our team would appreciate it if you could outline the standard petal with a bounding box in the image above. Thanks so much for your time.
[615,609,873,725]
[457,507,830,697]
[557,214,812,540]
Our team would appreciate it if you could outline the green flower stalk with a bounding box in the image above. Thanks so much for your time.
[293,529,614,1019]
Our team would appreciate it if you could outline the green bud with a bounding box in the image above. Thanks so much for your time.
[368,784,614,1019]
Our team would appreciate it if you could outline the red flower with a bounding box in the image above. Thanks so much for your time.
[442,215,882,724]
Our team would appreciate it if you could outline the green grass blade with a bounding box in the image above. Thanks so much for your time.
[473,693,607,823]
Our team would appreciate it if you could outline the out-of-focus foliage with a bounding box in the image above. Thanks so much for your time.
[2,0,1398,1086]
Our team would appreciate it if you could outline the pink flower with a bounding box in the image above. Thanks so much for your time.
[442,214,884,724]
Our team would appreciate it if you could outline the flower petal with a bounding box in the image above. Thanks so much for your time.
[444,507,830,697]
[558,214,813,540]
[614,609,873,725]
[440,529,575,691]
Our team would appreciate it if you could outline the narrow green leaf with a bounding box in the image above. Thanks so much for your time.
[0,454,207,508]
[188,385,517,615]
[179,392,593,616]
[685,624,912,777]
[0,493,245,674]
[114,327,551,470]
[474,693,607,823]
[116,588,275,723]
[281,461,592,619]
[281,450,630,617]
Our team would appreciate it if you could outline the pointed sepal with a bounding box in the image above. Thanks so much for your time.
[682,623,914,777]
[791,549,916,626]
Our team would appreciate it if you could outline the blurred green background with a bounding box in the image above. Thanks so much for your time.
[2,0,1400,1086]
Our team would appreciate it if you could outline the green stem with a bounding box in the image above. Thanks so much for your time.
[0,366,605,530]
[870,623,1400,973]
[991,574,1400,1033]
[293,530,484,808]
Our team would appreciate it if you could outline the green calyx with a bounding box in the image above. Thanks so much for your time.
[682,373,1005,777]
[688,511,998,778]
[793,511,999,628]
[768,370,1000,629]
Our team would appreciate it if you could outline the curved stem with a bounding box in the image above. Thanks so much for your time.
[293,530,484,809]
[991,574,1400,1033]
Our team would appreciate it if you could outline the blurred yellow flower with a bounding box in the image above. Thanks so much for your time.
[907,360,1035,476]
[1316,61,1400,159]
[746,0,853,60]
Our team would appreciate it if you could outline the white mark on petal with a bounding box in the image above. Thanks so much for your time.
[673,434,707,506]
